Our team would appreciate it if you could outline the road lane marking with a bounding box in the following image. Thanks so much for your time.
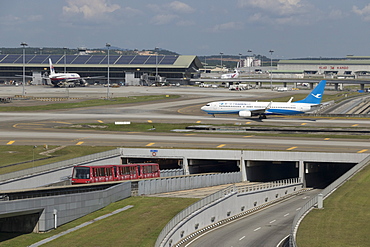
[352,124,358,127]
[296,207,302,211]
[146,143,155,146]
[254,227,261,231]
[217,144,226,148]
[246,122,251,124]
[185,134,196,136]
[269,220,276,224]
[147,120,153,123]
[196,121,201,123]
[284,213,290,217]
[301,123,307,125]
[287,146,297,150]
[7,141,15,145]
[243,136,253,138]
[76,142,84,145]
[239,236,246,241]
[324,138,330,140]
[357,149,368,153]
[97,120,104,123]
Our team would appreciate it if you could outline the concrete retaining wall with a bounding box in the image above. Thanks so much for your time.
[138,172,241,195]
[0,182,131,232]
[158,180,302,247]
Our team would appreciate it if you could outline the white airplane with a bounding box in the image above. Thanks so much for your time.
[48,58,97,87]
[201,80,326,119]
[221,70,239,79]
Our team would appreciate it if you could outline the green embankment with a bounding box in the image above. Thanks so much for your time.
[0,146,115,175]
[0,95,179,112]
[297,164,370,247]
[0,197,199,247]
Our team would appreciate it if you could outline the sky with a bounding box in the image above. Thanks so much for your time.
[1,0,370,59]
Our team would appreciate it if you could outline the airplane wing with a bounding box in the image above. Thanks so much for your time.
[239,102,272,117]
[80,76,105,80]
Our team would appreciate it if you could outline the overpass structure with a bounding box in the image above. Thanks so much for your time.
[0,148,368,236]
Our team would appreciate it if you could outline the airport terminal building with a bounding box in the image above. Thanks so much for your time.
[277,56,370,79]
[0,54,203,86]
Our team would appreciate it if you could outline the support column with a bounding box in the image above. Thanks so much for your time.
[283,82,287,87]
[182,158,190,175]
[298,160,306,187]
[360,84,365,91]
[334,83,339,91]
[240,152,248,181]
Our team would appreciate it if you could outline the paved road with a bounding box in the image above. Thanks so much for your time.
[186,189,319,247]
[1,85,369,153]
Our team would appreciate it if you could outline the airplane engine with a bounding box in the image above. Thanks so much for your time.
[239,110,252,117]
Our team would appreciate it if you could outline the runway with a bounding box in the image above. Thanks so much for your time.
[1,85,369,153]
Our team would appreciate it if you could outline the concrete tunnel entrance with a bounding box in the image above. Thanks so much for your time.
[246,161,298,182]
[188,159,239,174]
[304,162,356,188]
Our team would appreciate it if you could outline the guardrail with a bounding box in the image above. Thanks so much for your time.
[155,185,236,247]
[289,154,370,247]
[0,148,121,183]
[156,178,302,247]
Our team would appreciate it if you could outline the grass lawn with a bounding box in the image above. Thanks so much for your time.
[0,146,116,175]
[0,197,199,247]
[0,95,179,112]
[296,164,370,247]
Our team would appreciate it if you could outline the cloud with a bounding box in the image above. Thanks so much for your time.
[147,1,195,25]
[62,0,120,20]
[151,14,179,25]
[210,22,243,32]
[238,0,307,15]
[238,0,316,25]
[353,4,370,21]
[169,1,195,14]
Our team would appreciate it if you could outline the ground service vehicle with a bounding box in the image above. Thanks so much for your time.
[71,163,160,184]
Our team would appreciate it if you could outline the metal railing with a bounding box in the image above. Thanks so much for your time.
[156,178,302,247]
[236,178,301,193]
[0,148,121,183]
[155,185,236,247]
[290,154,370,247]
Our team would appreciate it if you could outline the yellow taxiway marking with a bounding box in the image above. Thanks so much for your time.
[7,141,15,145]
[147,120,153,123]
[76,142,84,145]
[217,144,226,148]
[352,124,358,127]
[287,146,297,150]
[324,138,330,140]
[146,143,155,146]
[52,121,73,124]
[357,149,368,153]
[97,120,104,123]
[301,123,307,126]
[196,121,201,123]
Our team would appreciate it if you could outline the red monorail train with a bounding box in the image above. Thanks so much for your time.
[71,163,160,184]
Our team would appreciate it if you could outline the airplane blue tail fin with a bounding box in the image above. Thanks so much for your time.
[295,80,326,104]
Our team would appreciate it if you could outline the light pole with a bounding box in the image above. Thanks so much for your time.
[20,42,28,96]
[239,53,243,69]
[155,47,159,83]
[106,43,111,99]
[63,47,67,73]
[247,50,252,74]
[269,50,274,90]
[220,52,223,73]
